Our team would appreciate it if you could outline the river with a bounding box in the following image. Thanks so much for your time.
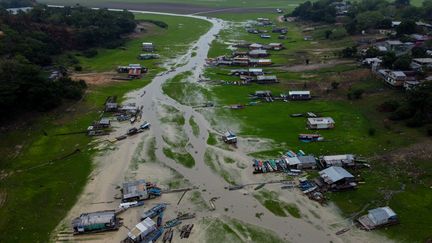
[51,6,390,243]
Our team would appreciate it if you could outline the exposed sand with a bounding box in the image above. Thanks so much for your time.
[52,10,392,243]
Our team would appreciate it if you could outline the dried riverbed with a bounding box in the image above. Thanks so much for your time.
[52,10,392,243]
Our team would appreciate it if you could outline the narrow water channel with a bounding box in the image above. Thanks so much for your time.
[121,11,338,242]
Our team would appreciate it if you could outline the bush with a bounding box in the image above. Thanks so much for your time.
[331,81,340,89]
[74,65,82,71]
[389,105,415,121]
[368,128,376,136]
[378,100,400,112]
[330,27,348,40]
[341,47,357,58]
[142,19,168,28]
[426,125,432,136]
[405,112,425,127]
[82,49,98,58]
[348,89,364,100]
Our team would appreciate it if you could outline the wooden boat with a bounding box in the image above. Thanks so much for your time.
[335,228,350,235]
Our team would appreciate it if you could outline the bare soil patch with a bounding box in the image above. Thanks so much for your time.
[71,72,119,86]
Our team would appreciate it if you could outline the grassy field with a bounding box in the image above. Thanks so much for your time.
[38,0,426,9]
[78,14,211,72]
[201,12,431,242]
[0,13,210,243]
[38,0,304,8]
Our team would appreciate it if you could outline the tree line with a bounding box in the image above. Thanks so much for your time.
[0,5,137,120]
[289,0,432,34]
[0,0,34,9]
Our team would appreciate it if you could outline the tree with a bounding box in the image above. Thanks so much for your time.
[394,0,410,8]
[330,27,348,40]
[393,55,412,70]
[341,46,357,58]
[355,11,385,30]
[365,47,382,58]
[382,52,397,68]
[396,20,416,36]
[411,47,428,58]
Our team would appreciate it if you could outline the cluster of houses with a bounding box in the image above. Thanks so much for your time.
[252,150,398,229]
[361,31,432,90]
[250,90,312,103]
[72,179,172,242]
[115,42,156,79]
[207,42,283,67]
[245,17,288,40]
[117,64,148,79]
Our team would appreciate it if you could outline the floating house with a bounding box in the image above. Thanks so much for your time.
[249,49,269,58]
[233,57,249,66]
[250,59,272,66]
[138,53,160,60]
[268,43,284,50]
[72,210,121,234]
[285,156,317,169]
[256,75,278,84]
[319,166,357,191]
[223,131,237,144]
[105,102,118,112]
[122,179,148,202]
[307,117,335,130]
[254,90,272,97]
[128,68,142,79]
[287,91,311,100]
[320,154,356,168]
[249,43,263,50]
[272,27,287,34]
[142,42,155,52]
[357,207,398,230]
[126,217,163,243]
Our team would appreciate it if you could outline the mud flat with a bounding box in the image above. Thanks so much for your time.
[52,10,392,243]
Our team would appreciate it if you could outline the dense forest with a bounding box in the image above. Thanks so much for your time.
[0,5,137,120]
[289,0,432,32]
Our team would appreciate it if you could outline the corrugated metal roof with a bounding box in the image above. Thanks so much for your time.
[319,166,354,184]
[298,156,316,164]
[289,91,310,96]
[368,207,397,225]
[307,117,335,125]
[73,210,116,227]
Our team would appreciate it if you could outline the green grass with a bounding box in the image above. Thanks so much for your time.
[203,217,284,243]
[163,147,195,168]
[0,13,210,243]
[77,14,211,72]
[163,71,212,105]
[204,12,430,242]
[204,149,237,185]
[329,159,432,242]
[207,132,218,145]
[39,0,305,8]
[189,116,200,137]
[254,189,301,218]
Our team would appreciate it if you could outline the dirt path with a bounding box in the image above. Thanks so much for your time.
[51,8,392,243]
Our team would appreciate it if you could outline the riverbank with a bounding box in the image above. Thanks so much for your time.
[0,13,211,242]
